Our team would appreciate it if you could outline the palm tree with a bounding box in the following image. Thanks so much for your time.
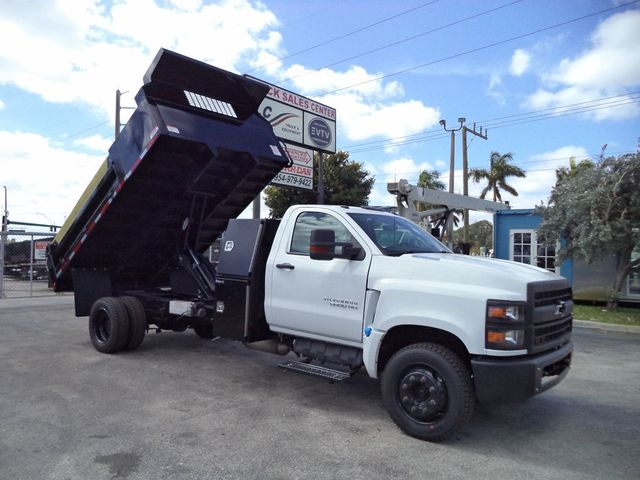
[417,169,446,190]
[468,151,525,202]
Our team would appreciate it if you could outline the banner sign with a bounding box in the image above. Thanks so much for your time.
[257,83,336,154]
[34,241,50,261]
[271,143,314,190]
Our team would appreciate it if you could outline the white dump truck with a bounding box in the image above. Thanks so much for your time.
[48,49,573,441]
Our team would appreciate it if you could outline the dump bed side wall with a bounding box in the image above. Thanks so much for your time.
[49,49,289,292]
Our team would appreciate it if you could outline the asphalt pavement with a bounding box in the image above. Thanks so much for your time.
[1,296,639,480]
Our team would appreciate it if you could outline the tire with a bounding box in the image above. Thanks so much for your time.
[193,323,215,339]
[89,297,131,354]
[120,296,147,351]
[380,343,474,442]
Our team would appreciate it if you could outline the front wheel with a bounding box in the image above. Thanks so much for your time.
[380,343,474,442]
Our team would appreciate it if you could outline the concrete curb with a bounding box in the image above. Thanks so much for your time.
[574,319,640,334]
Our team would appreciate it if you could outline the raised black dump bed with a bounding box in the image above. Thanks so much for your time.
[48,49,289,304]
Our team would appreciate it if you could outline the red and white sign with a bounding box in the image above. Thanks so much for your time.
[34,241,50,261]
[272,143,314,190]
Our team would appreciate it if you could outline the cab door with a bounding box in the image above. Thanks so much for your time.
[267,210,371,345]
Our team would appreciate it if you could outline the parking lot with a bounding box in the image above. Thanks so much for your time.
[1,296,639,480]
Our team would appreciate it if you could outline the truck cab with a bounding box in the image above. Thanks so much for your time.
[262,205,572,440]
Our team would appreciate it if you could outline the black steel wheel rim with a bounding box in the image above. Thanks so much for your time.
[94,308,111,344]
[398,366,448,423]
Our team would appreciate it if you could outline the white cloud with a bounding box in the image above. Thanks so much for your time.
[1,130,104,224]
[507,145,589,208]
[0,98,4,110]
[279,64,441,143]
[525,9,640,120]
[510,49,531,76]
[73,134,113,153]
[487,72,505,105]
[0,0,281,120]
[382,157,436,183]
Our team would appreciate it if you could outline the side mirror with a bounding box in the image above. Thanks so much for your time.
[310,229,363,261]
[310,229,336,260]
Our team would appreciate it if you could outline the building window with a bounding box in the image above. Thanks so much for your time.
[509,230,558,273]
[536,236,556,271]
[512,231,533,265]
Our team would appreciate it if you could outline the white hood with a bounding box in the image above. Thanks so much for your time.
[368,253,562,300]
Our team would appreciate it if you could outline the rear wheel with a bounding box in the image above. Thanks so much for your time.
[120,296,147,351]
[89,297,130,353]
[381,342,473,442]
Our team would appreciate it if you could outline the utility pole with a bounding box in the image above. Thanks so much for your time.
[0,186,8,298]
[115,89,121,140]
[439,117,465,246]
[252,193,260,219]
[461,123,488,241]
[317,152,325,204]
[115,90,134,139]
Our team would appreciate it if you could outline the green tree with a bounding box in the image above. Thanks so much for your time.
[264,150,374,218]
[417,170,446,190]
[537,149,640,309]
[555,156,594,183]
[468,151,526,202]
[453,220,493,254]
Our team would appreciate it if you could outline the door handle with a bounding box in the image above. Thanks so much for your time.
[276,263,295,270]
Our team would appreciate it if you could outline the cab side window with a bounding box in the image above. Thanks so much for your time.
[290,212,358,255]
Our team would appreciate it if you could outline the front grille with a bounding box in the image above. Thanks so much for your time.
[528,280,573,354]
[533,316,573,348]
[534,287,572,307]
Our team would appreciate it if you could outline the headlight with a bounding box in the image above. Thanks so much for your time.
[486,302,526,350]
[487,305,523,322]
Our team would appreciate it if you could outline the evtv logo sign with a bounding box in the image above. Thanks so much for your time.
[308,118,332,149]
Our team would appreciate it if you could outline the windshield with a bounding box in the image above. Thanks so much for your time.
[348,212,451,256]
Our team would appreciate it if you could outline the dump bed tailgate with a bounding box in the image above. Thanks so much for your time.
[49,49,288,292]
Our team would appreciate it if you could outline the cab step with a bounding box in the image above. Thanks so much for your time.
[278,360,352,381]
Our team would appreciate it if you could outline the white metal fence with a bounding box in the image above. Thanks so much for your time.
[0,231,58,298]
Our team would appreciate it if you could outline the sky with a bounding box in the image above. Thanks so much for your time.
[1,0,639,230]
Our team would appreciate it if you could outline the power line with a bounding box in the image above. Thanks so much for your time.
[245,0,440,74]
[476,91,640,125]
[342,91,640,151]
[277,0,525,86]
[343,93,640,154]
[375,150,636,180]
[319,0,640,96]
[1,121,111,163]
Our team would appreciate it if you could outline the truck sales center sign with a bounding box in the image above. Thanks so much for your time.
[258,85,336,154]
[255,82,336,191]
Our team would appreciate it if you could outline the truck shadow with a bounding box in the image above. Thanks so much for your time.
[115,332,638,479]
